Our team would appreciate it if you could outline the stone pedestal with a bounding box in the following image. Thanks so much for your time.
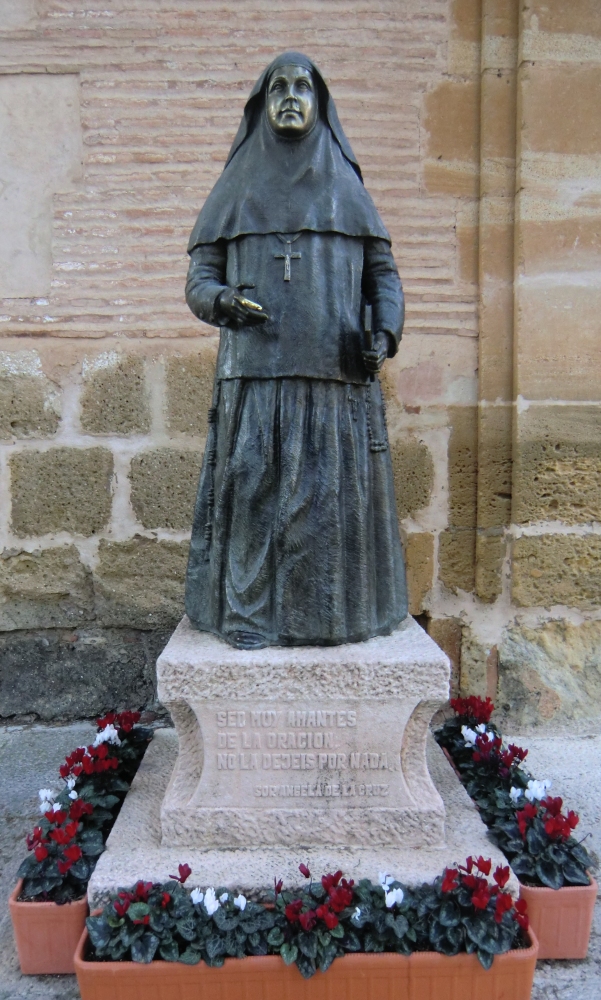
[156,616,450,851]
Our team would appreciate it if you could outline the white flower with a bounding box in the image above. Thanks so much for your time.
[52,802,63,813]
[461,726,478,746]
[203,887,220,916]
[234,894,247,911]
[475,724,487,734]
[378,872,393,887]
[93,724,121,748]
[190,887,204,905]
[68,790,78,800]
[385,887,404,909]
[219,892,229,904]
[353,906,361,919]
[525,779,551,802]
[66,776,77,790]
[38,788,56,812]
[509,786,523,804]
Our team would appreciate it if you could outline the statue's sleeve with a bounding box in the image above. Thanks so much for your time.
[185,241,228,326]
[362,238,405,357]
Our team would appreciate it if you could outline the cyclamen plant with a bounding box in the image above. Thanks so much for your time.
[17,711,152,904]
[435,696,594,890]
[85,860,529,976]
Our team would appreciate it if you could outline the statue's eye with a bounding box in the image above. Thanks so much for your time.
[297,80,310,91]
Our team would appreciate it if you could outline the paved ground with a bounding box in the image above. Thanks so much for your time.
[0,722,599,998]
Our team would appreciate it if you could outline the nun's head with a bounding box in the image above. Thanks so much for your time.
[266,62,319,138]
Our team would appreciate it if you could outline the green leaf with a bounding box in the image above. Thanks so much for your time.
[476,948,494,970]
[16,856,38,878]
[108,939,128,961]
[86,915,112,952]
[69,858,92,881]
[511,855,536,877]
[267,927,285,947]
[536,857,563,890]
[318,940,338,974]
[570,842,593,868]
[179,947,202,965]
[206,933,226,960]
[439,900,460,927]
[561,860,591,887]
[175,916,197,942]
[213,908,239,931]
[330,923,345,939]
[280,942,298,965]
[127,901,150,922]
[296,952,316,979]
[526,824,547,857]
[297,931,318,959]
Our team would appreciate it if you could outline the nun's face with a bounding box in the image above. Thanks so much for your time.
[266,64,318,137]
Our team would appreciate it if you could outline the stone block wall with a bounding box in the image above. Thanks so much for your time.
[0,0,600,725]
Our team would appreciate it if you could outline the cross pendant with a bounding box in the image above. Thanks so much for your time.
[274,247,301,281]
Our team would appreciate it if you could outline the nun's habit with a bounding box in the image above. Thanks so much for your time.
[184,52,408,647]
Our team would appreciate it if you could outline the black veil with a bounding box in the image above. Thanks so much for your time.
[188,51,389,250]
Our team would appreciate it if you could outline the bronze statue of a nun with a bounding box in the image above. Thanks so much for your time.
[184,52,408,649]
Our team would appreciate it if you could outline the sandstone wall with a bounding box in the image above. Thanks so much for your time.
[0,0,599,725]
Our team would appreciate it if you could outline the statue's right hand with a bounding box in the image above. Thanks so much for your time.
[218,286,268,326]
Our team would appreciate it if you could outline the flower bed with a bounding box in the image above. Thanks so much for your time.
[11,711,152,975]
[83,860,531,975]
[16,710,152,904]
[435,696,597,958]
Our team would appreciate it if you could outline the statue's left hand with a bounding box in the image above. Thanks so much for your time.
[362,330,390,374]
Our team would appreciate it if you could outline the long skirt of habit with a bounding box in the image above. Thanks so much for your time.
[185,377,408,646]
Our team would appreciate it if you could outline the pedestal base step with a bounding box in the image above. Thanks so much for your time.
[89,729,517,907]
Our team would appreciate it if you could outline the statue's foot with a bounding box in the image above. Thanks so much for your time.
[228,630,267,650]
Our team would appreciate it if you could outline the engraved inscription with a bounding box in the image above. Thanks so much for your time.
[212,705,398,776]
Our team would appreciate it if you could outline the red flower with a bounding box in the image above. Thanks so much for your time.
[493,865,510,889]
[26,826,44,849]
[96,712,117,729]
[57,859,73,875]
[284,899,303,922]
[441,868,459,893]
[321,871,343,893]
[69,800,93,821]
[316,904,339,929]
[46,809,67,825]
[161,892,171,908]
[494,892,513,923]
[34,845,48,861]
[517,803,538,838]
[450,696,494,725]
[63,844,82,863]
[462,873,479,890]
[133,914,150,926]
[329,884,353,912]
[169,863,192,884]
[133,881,153,902]
[471,884,491,910]
[49,827,72,845]
[274,878,283,897]
[299,863,311,879]
[513,898,529,930]
[541,796,563,817]
[475,857,492,876]
[463,856,474,874]
[114,898,130,917]
[567,810,579,830]
[299,909,317,931]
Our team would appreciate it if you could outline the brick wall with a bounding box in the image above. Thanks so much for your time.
[0,0,599,725]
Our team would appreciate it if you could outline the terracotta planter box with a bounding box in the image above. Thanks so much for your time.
[74,925,538,1000]
[9,879,88,975]
[519,876,597,960]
